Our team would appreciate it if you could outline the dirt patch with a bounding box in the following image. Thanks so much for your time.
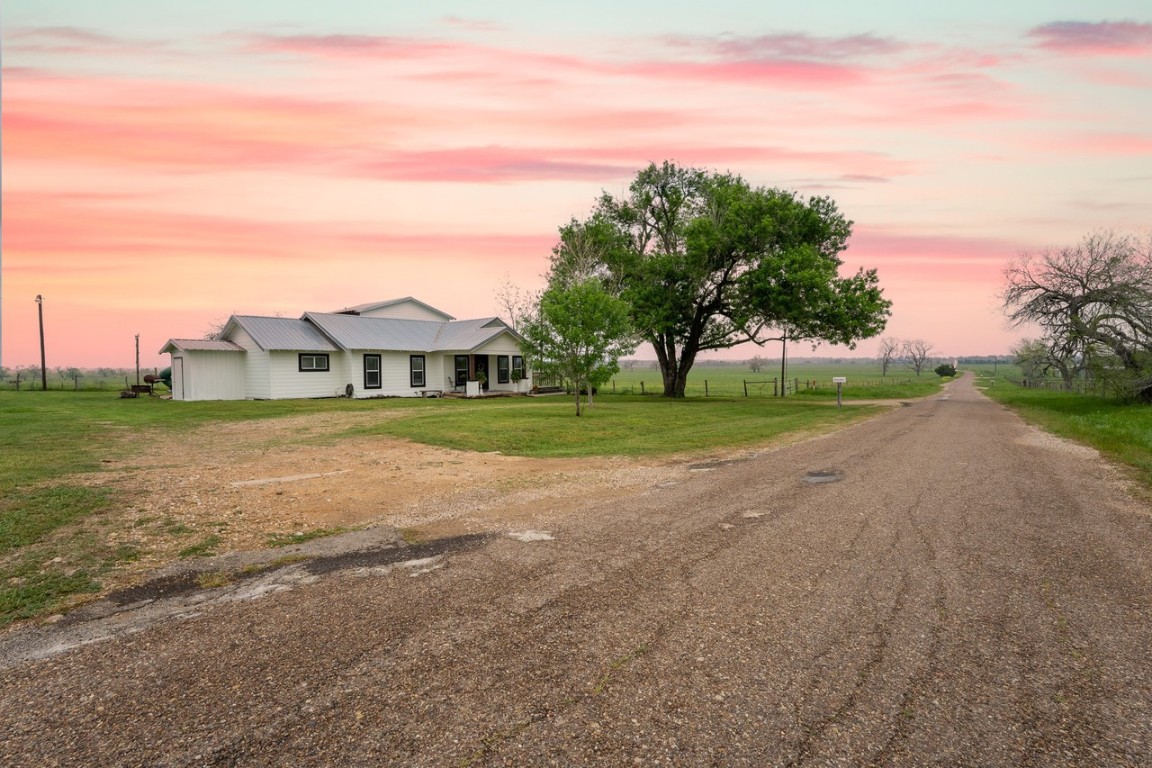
[66,409,692,598]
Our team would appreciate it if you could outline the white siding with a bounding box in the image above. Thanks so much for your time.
[359,300,448,322]
[174,351,246,401]
[268,352,348,399]
[356,351,442,397]
[229,327,270,399]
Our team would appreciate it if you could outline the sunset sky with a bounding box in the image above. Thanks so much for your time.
[3,2,1150,370]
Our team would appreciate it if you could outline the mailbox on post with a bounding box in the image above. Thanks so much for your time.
[832,376,847,409]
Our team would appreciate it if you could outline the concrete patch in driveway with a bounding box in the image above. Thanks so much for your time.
[507,530,555,542]
[804,469,844,484]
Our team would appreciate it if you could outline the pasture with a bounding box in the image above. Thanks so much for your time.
[605,360,942,399]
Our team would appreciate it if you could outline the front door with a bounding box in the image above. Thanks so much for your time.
[473,355,490,391]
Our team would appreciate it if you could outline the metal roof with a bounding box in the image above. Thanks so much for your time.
[158,339,246,354]
[304,313,516,352]
[229,316,339,352]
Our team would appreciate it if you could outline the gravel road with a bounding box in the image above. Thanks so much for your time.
[3,374,1150,766]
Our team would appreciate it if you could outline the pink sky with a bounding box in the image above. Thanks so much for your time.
[3,4,1151,370]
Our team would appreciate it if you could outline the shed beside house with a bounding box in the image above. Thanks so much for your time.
[158,339,246,401]
[159,297,531,401]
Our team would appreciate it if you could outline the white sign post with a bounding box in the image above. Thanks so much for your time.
[832,376,847,409]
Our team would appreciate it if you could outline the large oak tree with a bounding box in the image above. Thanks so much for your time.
[549,162,891,397]
[1003,231,1152,401]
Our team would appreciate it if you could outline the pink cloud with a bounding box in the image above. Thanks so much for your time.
[622,58,866,87]
[4,25,163,54]
[847,227,1028,285]
[353,144,911,183]
[2,71,427,173]
[1028,20,1152,56]
[358,146,633,182]
[1044,132,1152,155]
[4,191,556,263]
[245,33,464,61]
[663,32,907,61]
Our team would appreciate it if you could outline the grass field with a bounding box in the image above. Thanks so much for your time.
[604,361,943,399]
[0,389,882,626]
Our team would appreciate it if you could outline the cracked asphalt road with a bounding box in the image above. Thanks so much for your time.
[2,374,1150,766]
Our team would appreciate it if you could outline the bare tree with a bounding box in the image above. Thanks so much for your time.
[203,317,229,341]
[494,275,537,332]
[878,336,901,376]
[903,339,934,376]
[748,355,768,373]
[1003,231,1152,401]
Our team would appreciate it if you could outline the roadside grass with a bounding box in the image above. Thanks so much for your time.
[979,383,1152,489]
[0,388,881,625]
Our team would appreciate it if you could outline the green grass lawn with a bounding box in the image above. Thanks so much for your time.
[0,389,882,626]
[351,394,878,458]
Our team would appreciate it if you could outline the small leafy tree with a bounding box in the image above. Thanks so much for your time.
[933,363,957,378]
[748,355,767,373]
[520,280,636,416]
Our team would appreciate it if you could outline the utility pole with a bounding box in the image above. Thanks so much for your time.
[36,295,47,391]
[779,328,788,398]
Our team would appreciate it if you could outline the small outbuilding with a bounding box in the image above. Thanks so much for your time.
[160,297,530,401]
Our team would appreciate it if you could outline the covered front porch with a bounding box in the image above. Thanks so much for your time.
[441,352,530,396]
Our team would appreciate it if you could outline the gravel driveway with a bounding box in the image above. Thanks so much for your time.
[2,374,1150,766]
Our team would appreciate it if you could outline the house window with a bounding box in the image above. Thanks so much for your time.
[455,355,470,387]
[364,354,381,389]
[512,355,525,380]
[410,355,426,388]
[497,355,510,384]
[299,353,329,372]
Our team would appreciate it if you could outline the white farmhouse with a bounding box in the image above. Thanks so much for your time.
[160,297,529,401]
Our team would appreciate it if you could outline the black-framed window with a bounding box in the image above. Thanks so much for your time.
[410,355,426,388]
[497,355,510,384]
[299,353,329,372]
[364,354,381,389]
[512,355,525,380]
[455,355,470,387]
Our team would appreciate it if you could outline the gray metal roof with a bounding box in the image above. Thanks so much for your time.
[159,339,246,354]
[304,313,516,352]
[434,317,515,351]
[305,313,442,351]
[229,316,339,352]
